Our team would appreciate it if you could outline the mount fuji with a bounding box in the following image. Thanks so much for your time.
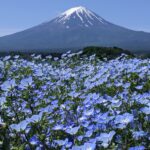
[0,6,150,52]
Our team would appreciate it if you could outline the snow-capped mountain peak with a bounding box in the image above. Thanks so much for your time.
[54,6,106,27]
[61,6,87,17]
[1,6,149,52]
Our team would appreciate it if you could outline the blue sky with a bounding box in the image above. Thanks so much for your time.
[0,0,150,36]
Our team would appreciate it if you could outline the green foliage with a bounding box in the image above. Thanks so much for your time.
[82,46,134,60]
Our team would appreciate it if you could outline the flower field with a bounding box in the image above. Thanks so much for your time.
[0,52,150,150]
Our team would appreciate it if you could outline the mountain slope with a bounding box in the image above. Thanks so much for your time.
[0,6,150,52]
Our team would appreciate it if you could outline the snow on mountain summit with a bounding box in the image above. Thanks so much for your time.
[61,6,87,17]
[53,6,107,27]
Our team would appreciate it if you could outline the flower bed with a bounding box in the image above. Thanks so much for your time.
[0,52,150,149]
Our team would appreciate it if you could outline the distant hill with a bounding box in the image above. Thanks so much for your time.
[82,46,134,59]
[0,6,150,53]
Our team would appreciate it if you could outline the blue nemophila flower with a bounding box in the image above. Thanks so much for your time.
[35,69,43,77]
[29,112,43,122]
[66,141,72,148]
[132,131,147,140]
[134,94,149,105]
[10,113,42,132]
[51,100,58,107]
[111,99,122,108]
[54,138,68,146]
[77,135,84,141]
[0,97,6,106]
[114,113,134,127]
[10,120,29,132]
[35,147,43,150]
[116,123,127,129]
[135,85,143,90]
[46,55,52,59]
[71,142,96,150]
[65,126,80,135]
[84,108,94,116]
[85,130,93,138]
[53,124,64,130]
[1,79,16,91]
[140,107,150,115]
[25,127,31,134]
[29,135,40,145]
[114,82,122,87]
[71,145,83,150]
[92,93,100,100]
[54,57,59,61]
[129,145,145,150]
[97,112,114,124]
[3,56,11,61]
[68,91,80,98]
[19,77,33,89]
[14,55,19,59]
[34,55,41,60]
[123,82,131,88]
[83,142,96,150]
[96,131,116,148]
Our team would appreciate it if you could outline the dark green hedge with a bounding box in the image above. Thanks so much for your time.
[82,46,134,59]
